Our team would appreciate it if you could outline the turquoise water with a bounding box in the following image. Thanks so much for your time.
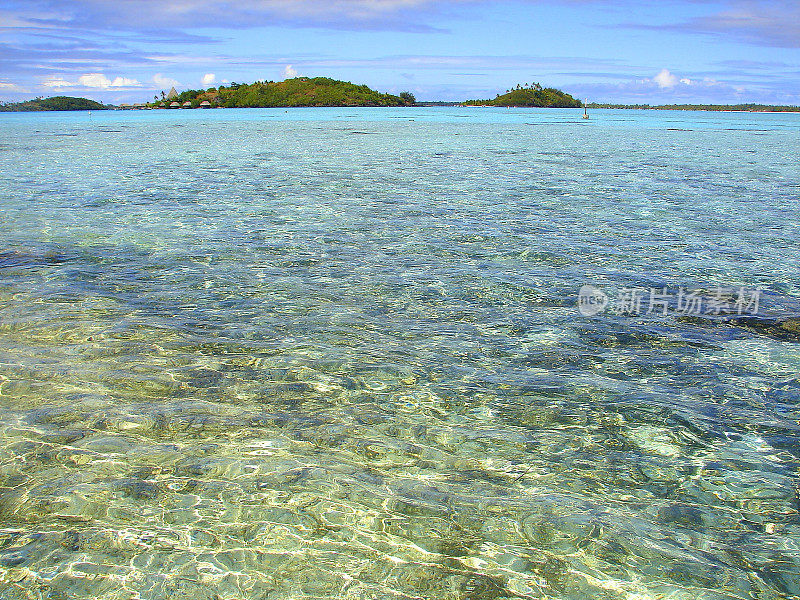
[0,107,799,599]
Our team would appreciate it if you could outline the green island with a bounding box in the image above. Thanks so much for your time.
[586,102,800,112]
[0,96,108,112]
[463,83,582,108]
[3,81,799,112]
[158,77,416,108]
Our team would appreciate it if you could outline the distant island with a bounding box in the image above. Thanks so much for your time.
[2,84,799,113]
[586,102,800,112]
[463,83,582,108]
[150,77,416,108]
[0,96,108,112]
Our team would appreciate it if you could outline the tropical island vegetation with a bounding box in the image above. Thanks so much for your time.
[3,85,798,113]
[0,96,108,112]
[151,77,416,108]
[464,83,582,108]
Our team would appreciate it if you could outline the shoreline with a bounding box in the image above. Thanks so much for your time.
[2,104,799,114]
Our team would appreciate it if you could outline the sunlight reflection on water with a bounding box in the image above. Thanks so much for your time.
[0,107,798,599]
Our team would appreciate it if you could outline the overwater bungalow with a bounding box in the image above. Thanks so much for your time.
[199,100,212,109]
[169,101,180,108]
[182,101,192,108]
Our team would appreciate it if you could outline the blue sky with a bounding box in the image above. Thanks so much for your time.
[1,0,798,104]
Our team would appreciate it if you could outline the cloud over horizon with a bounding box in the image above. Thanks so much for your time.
[42,73,141,89]
[3,0,798,44]
[670,1,800,48]
[152,73,179,89]
[1,0,463,34]
[621,1,800,49]
[0,0,798,103]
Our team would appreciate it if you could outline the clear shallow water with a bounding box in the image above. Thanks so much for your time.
[0,107,799,599]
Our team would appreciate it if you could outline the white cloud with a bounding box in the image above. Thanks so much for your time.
[42,74,140,89]
[652,70,721,90]
[201,73,216,86]
[0,81,26,93]
[283,64,297,78]
[112,76,140,87]
[77,74,111,88]
[78,74,140,88]
[653,68,679,88]
[42,76,73,89]
[571,72,772,105]
[651,71,720,90]
[153,73,180,88]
